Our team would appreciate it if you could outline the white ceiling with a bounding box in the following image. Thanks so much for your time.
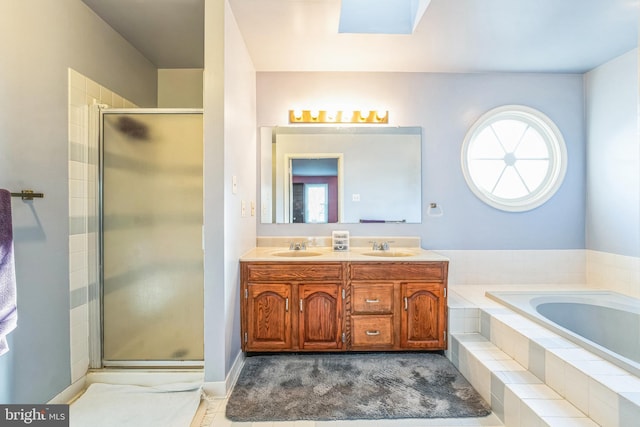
[82,0,638,73]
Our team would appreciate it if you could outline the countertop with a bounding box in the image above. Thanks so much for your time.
[239,246,449,262]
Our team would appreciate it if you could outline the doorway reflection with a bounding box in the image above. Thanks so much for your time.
[291,158,338,223]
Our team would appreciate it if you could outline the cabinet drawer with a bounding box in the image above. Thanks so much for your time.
[351,283,393,314]
[244,262,344,282]
[350,262,446,281]
[351,316,393,347]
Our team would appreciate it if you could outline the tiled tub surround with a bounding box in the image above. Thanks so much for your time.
[587,250,640,298]
[437,250,587,287]
[449,285,640,427]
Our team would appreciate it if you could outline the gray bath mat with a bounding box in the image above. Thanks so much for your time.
[226,352,491,421]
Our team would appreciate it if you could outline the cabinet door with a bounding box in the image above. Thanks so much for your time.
[299,284,343,350]
[400,283,446,349]
[246,283,292,350]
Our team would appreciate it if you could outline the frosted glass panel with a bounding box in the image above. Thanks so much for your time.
[102,112,203,362]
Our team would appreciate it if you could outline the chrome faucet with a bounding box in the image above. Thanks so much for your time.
[370,240,392,251]
[289,241,307,251]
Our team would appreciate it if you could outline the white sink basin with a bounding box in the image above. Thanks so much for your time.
[361,251,416,258]
[272,250,323,257]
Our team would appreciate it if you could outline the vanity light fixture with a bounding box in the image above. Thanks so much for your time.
[288,109,389,124]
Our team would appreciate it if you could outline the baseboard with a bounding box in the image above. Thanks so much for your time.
[48,376,86,404]
[203,351,245,398]
[226,351,245,393]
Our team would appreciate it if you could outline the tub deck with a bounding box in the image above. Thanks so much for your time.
[448,284,640,427]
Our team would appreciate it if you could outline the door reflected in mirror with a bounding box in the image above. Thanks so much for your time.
[291,157,339,223]
[261,126,422,224]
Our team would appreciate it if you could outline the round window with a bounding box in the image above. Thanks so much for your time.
[461,105,567,212]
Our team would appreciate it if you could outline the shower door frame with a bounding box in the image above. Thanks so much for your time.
[91,107,205,369]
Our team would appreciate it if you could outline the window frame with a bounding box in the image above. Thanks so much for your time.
[460,105,568,212]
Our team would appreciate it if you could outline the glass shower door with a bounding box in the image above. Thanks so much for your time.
[101,110,203,364]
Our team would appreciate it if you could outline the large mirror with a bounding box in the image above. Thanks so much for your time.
[260,126,422,224]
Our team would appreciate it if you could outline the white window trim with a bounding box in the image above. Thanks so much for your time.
[461,105,568,212]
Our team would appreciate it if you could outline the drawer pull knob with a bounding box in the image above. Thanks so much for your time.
[365,298,380,303]
[365,330,380,336]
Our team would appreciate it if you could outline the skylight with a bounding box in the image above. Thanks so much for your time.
[338,0,432,35]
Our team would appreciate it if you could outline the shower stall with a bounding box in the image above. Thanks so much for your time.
[97,109,204,367]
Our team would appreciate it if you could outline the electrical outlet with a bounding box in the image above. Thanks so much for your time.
[352,194,360,202]
[250,201,256,216]
[232,175,238,194]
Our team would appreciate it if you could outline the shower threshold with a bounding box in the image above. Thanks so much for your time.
[87,367,204,388]
[102,360,204,369]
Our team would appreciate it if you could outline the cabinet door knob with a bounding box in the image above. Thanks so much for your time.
[404,297,408,310]
[285,297,289,312]
[365,330,380,336]
[300,299,303,312]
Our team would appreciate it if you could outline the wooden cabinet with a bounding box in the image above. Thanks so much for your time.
[240,260,448,353]
[349,262,448,351]
[241,262,345,352]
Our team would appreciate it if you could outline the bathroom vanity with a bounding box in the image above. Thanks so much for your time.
[239,244,448,352]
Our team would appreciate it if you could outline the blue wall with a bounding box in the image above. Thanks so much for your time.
[257,72,586,250]
[585,49,639,257]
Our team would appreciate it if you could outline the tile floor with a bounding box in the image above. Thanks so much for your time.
[200,395,504,427]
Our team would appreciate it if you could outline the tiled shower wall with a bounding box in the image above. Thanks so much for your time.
[67,69,137,383]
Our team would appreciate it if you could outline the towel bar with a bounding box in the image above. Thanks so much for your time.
[10,190,44,200]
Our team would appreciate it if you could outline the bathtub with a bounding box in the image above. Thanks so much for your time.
[486,290,640,377]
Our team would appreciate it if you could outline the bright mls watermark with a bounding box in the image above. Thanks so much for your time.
[0,405,68,426]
